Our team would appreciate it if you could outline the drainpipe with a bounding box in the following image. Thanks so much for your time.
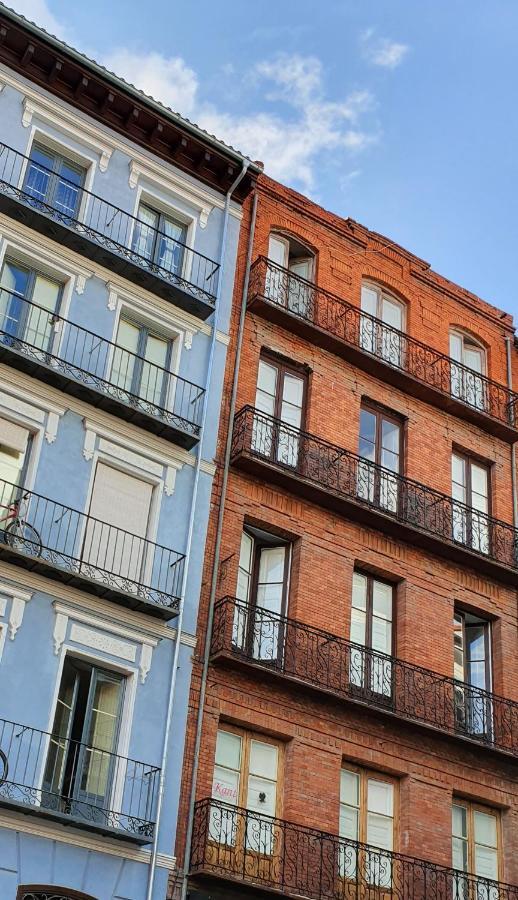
[145,160,250,900]
[505,336,518,527]
[179,188,259,900]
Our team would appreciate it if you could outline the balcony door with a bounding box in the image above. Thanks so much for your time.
[357,404,403,513]
[451,453,490,555]
[452,801,500,898]
[42,656,124,821]
[82,462,154,587]
[111,317,174,411]
[210,727,281,863]
[266,234,314,317]
[454,611,492,739]
[450,332,486,411]
[252,356,306,468]
[23,143,86,218]
[339,767,395,890]
[349,572,393,701]
[132,203,187,276]
[360,284,405,368]
[234,529,290,664]
[0,259,62,355]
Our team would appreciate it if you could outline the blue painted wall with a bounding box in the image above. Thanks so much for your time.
[0,68,241,900]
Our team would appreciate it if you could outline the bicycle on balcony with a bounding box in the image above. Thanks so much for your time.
[0,490,42,556]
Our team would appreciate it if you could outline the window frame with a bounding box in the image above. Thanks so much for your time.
[449,330,487,374]
[451,450,492,516]
[351,570,396,657]
[240,526,292,618]
[340,763,398,849]
[0,257,65,344]
[213,724,284,818]
[452,798,502,881]
[134,199,190,273]
[453,608,492,690]
[112,314,176,410]
[16,888,98,900]
[268,231,316,280]
[359,402,405,476]
[256,353,309,429]
[22,140,87,218]
[361,282,406,332]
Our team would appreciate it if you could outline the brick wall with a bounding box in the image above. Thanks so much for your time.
[176,174,518,892]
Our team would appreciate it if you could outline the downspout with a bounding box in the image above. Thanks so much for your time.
[505,336,517,527]
[179,188,259,900]
[146,160,250,900]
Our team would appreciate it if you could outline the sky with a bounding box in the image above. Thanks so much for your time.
[5,0,518,319]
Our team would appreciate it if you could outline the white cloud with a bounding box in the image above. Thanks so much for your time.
[103,49,199,118]
[7,0,71,41]
[6,1,379,194]
[361,28,409,69]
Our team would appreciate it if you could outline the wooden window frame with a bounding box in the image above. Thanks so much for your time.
[452,798,502,881]
[340,763,398,849]
[361,282,406,332]
[453,608,492,689]
[449,330,487,374]
[452,450,492,517]
[214,724,284,817]
[243,527,292,618]
[352,570,396,658]
[257,352,309,430]
[359,402,405,476]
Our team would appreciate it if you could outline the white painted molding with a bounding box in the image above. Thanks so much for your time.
[53,611,67,655]
[0,582,33,648]
[140,643,153,684]
[83,427,96,461]
[165,463,182,497]
[184,330,193,350]
[70,622,137,662]
[75,272,94,295]
[107,283,118,311]
[0,387,64,445]
[0,81,5,93]
[129,159,214,228]
[84,418,186,476]
[44,410,60,444]
[99,437,164,479]
[21,96,114,172]
[9,595,28,640]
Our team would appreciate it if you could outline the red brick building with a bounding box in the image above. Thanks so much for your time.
[176,174,518,900]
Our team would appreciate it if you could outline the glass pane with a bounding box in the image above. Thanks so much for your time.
[464,346,484,374]
[367,812,393,850]
[258,546,286,584]
[475,846,498,880]
[158,214,186,274]
[471,464,488,499]
[449,333,463,362]
[360,409,376,444]
[283,374,304,407]
[352,572,367,611]
[257,361,278,397]
[371,616,392,654]
[340,805,358,840]
[340,769,360,807]
[133,205,159,259]
[361,286,378,316]
[112,320,139,393]
[24,145,54,202]
[382,297,402,330]
[474,811,497,847]
[212,764,240,805]
[55,158,84,216]
[43,659,77,794]
[452,804,468,838]
[368,779,393,816]
[247,773,276,816]
[80,672,123,799]
[350,607,366,645]
[372,581,392,621]
[250,740,278,779]
[25,275,60,351]
[452,836,468,871]
[452,455,466,487]
[268,235,289,267]
[215,730,242,770]
[140,334,168,405]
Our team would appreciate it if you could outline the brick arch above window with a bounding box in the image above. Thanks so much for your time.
[16,888,98,900]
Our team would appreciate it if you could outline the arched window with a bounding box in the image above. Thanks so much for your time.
[266,232,316,318]
[16,887,97,900]
[449,330,486,410]
[360,282,406,367]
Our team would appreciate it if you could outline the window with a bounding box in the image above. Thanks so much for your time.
[23,142,86,218]
[17,889,98,900]
[451,452,490,554]
[0,259,62,354]
[452,801,500,891]
[450,331,486,411]
[234,527,291,663]
[454,610,492,738]
[266,233,315,317]
[340,766,395,888]
[111,317,174,410]
[350,572,394,699]
[360,283,405,367]
[82,462,154,583]
[211,727,281,854]
[357,403,403,512]
[132,203,187,276]
[252,356,307,468]
[43,656,125,820]
[0,418,32,511]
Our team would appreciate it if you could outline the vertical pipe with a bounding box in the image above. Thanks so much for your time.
[505,336,517,527]
[145,162,249,900]
[179,189,259,900]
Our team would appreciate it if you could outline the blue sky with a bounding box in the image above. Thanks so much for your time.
[8,0,518,318]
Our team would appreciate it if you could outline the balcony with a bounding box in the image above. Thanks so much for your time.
[231,407,518,584]
[0,716,159,843]
[0,288,205,449]
[191,799,518,900]
[0,142,219,319]
[212,597,518,759]
[0,478,184,619]
[248,258,518,442]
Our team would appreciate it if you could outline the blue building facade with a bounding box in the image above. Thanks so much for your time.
[0,8,257,899]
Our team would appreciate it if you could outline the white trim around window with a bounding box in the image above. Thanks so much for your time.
[0,227,94,302]
[20,94,114,172]
[0,384,65,491]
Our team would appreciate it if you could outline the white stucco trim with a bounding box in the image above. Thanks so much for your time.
[0,384,65,491]
[0,64,243,222]
[0,807,176,866]
[0,581,33,651]
[0,226,94,299]
[21,94,114,172]
[129,158,213,228]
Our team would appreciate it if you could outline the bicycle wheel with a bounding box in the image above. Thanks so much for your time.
[0,748,8,787]
[4,519,43,557]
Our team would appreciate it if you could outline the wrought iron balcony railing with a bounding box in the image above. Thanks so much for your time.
[191,799,518,899]
[249,258,518,441]
[232,407,518,582]
[0,288,205,448]
[213,597,518,757]
[0,477,184,618]
[0,716,159,843]
[0,141,219,319]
